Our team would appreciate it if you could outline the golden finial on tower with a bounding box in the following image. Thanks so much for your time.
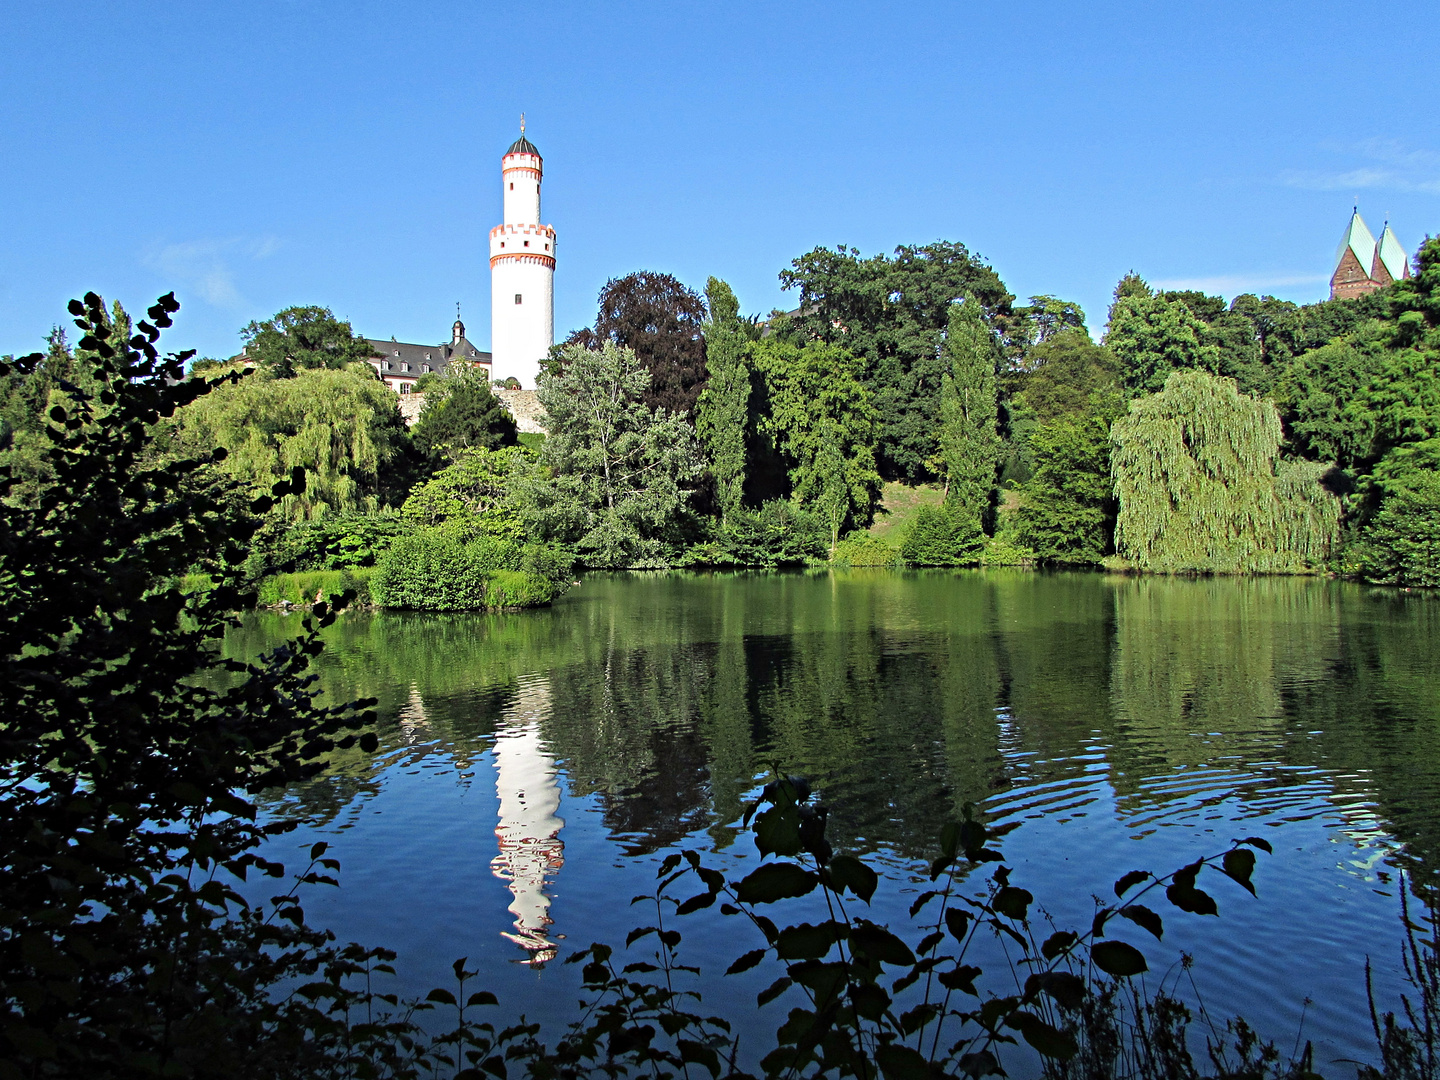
[520,112,526,135]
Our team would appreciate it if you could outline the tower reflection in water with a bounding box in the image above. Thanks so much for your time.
[489,675,564,965]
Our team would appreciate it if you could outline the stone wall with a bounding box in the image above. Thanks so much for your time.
[493,388,546,434]
[396,387,546,435]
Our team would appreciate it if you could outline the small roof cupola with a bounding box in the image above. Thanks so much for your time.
[453,303,465,346]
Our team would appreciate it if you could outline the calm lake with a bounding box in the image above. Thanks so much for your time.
[233,570,1439,1069]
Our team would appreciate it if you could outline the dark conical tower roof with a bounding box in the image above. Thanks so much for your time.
[506,134,540,157]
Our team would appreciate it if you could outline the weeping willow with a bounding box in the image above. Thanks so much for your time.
[176,364,407,521]
[1111,370,1339,573]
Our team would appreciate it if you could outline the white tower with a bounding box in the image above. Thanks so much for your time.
[489,119,556,389]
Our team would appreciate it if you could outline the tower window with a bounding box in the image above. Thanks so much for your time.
[510,182,513,190]
[524,240,530,247]
[515,294,523,305]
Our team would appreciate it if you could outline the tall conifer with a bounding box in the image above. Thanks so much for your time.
[696,278,751,523]
[938,297,1000,518]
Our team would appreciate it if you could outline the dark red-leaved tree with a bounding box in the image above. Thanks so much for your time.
[564,271,708,417]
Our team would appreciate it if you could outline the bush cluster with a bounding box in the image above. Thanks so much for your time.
[900,504,986,566]
[370,528,570,610]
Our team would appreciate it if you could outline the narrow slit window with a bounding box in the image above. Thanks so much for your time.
[515,294,523,305]
[510,182,514,190]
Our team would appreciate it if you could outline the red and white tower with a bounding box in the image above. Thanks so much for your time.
[489,120,556,388]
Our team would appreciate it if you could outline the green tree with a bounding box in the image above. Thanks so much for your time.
[695,277,751,524]
[1355,439,1440,586]
[400,444,528,540]
[563,272,708,417]
[174,364,411,520]
[411,365,519,462]
[1015,411,1119,564]
[529,341,703,567]
[1273,321,1391,469]
[750,339,881,545]
[0,292,390,1074]
[1111,370,1340,573]
[1105,277,1222,393]
[1010,329,1123,423]
[900,503,984,565]
[240,305,378,378]
[779,241,1013,480]
[938,298,1001,518]
[1,304,135,504]
[1011,294,1087,349]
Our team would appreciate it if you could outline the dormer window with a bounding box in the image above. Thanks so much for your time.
[422,364,430,373]
[401,362,410,372]
[383,361,391,370]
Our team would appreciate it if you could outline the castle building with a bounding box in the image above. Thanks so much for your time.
[489,124,556,389]
[364,317,491,394]
[1331,209,1410,300]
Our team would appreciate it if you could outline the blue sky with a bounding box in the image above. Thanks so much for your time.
[2,1,1436,361]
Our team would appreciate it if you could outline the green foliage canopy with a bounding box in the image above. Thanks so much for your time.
[399,445,528,541]
[530,341,703,567]
[751,338,881,552]
[938,298,1001,518]
[779,241,1013,481]
[1355,439,1440,587]
[1016,411,1119,565]
[1106,281,1222,394]
[411,365,519,462]
[1111,370,1340,573]
[695,277,752,523]
[175,364,410,521]
[239,305,378,378]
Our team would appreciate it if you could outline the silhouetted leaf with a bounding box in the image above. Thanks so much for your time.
[735,863,817,904]
[757,976,792,1006]
[910,890,940,917]
[938,964,982,994]
[1008,1010,1078,1060]
[675,891,715,915]
[1114,870,1149,897]
[945,908,971,943]
[1222,848,1257,896]
[850,981,890,1020]
[828,854,878,902]
[1091,940,1147,977]
[993,886,1033,921]
[776,923,840,961]
[1166,882,1218,916]
[1239,835,1273,854]
[1025,971,1086,1011]
[851,921,915,966]
[1041,930,1077,960]
[754,804,803,857]
[876,1043,931,1080]
[1120,905,1163,940]
[726,949,766,975]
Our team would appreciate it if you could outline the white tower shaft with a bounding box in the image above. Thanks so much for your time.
[490,133,555,389]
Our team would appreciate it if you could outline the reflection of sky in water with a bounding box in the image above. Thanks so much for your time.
[237,574,1439,1072]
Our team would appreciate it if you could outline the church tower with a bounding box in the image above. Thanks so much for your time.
[1330,207,1409,300]
[490,120,556,388]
